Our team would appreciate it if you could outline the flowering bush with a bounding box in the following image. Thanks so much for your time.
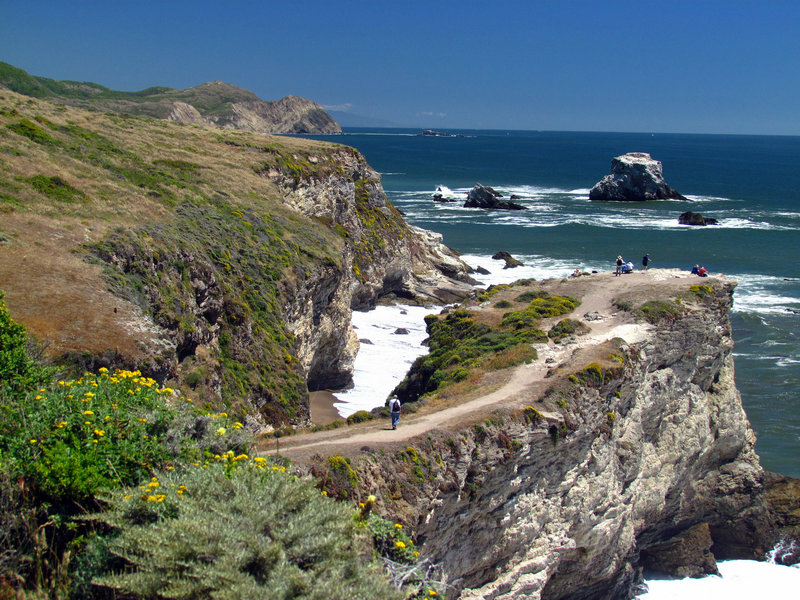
[0,368,196,502]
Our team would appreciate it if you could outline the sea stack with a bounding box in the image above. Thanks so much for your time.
[590,152,687,201]
[464,183,525,210]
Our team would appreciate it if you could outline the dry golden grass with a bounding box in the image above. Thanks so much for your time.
[0,88,343,363]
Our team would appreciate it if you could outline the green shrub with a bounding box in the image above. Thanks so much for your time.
[548,318,590,341]
[635,300,684,324]
[347,410,372,425]
[27,174,86,203]
[494,299,512,309]
[89,460,401,600]
[0,367,223,502]
[0,292,51,394]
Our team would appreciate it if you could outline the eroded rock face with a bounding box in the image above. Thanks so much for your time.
[267,146,476,393]
[339,282,790,599]
[590,153,687,201]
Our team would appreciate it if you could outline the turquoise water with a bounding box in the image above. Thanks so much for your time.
[305,129,800,477]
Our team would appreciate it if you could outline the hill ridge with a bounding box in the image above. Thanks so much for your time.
[0,61,340,134]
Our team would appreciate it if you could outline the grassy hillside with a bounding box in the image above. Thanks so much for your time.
[0,87,354,422]
[0,61,339,131]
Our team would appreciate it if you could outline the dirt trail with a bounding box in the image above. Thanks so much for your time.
[263,269,718,459]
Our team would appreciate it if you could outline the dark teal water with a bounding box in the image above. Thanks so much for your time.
[305,129,800,476]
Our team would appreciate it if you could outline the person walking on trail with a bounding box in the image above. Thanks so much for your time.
[642,254,652,271]
[389,395,401,430]
[615,256,623,276]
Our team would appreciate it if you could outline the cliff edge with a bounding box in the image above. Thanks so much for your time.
[274,271,797,599]
[0,88,471,426]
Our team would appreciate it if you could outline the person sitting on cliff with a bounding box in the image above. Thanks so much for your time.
[691,264,700,275]
[615,256,623,276]
[698,266,709,277]
[389,395,401,430]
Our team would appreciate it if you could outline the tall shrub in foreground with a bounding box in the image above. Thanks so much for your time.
[0,291,51,394]
[89,459,402,600]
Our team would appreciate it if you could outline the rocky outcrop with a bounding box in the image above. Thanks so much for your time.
[491,251,523,269]
[259,144,476,399]
[465,184,525,210]
[311,280,798,598]
[590,153,687,201]
[679,211,719,226]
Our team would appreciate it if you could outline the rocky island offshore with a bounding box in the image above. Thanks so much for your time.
[0,85,797,599]
[590,152,687,201]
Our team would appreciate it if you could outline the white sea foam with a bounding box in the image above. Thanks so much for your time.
[331,305,436,417]
[684,194,737,203]
[731,273,800,314]
[636,560,800,599]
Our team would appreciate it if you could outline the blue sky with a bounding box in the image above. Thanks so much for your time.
[2,0,799,134]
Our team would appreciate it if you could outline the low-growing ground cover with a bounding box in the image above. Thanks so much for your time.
[393,288,579,402]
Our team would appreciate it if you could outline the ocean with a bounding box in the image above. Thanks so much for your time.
[302,128,800,593]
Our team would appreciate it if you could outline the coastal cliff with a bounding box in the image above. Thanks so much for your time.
[0,88,472,425]
[0,62,341,134]
[282,274,797,599]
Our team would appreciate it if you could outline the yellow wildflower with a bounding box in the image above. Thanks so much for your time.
[29,439,37,444]
[428,590,437,597]
[84,421,91,425]
[219,412,228,419]
[84,392,94,398]
[321,490,328,496]
[232,422,243,429]
[186,397,193,403]
[414,550,420,557]
[137,418,146,424]
[253,457,267,465]
[146,495,157,502]
[395,523,403,529]
[98,367,108,373]
[83,410,94,416]
[395,541,406,549]
[104,416,111,421]
[93,429,105,437]
[35,395,42,400]
[92,440,98,444]
[156,495,166,502]
[234,454,249,461]
[216,427,226,437]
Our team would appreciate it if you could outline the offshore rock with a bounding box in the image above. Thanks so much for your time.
[590,153,687,201]
[679,211,719,226]
[491,251,523,269]
[465,184,526,210]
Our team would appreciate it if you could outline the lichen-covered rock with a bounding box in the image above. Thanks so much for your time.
[590,153,687,201]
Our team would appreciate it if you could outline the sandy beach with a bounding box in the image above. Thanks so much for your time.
[309,390,342,425]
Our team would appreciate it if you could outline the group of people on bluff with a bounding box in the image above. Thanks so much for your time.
[614,254,652,276]
[614,254,709,277]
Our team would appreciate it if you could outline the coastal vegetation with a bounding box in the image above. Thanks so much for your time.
[0,298,436,599]
[393,287,579,402]
[0,85,426,424]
